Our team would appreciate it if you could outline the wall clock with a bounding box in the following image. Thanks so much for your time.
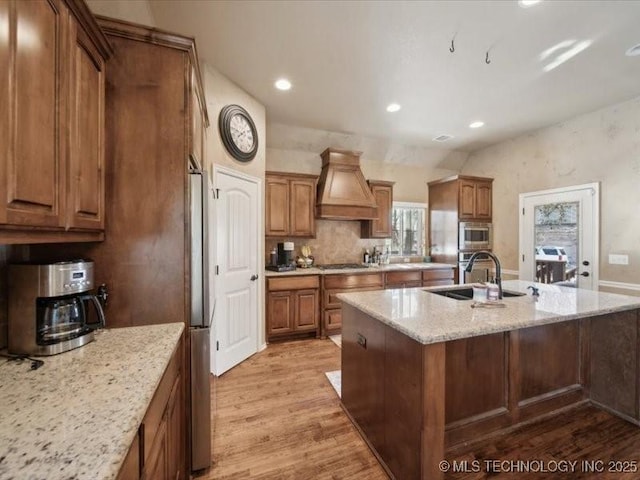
[218,104,258,162]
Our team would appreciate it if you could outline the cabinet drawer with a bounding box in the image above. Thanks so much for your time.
[267,275,319,291]
[386,281,423,290]
[423,279,455,288]
[422,269,455,281]
[325,286,383,309]
[324,309,342,332]
[323,273,384,290]
[385,271,421,285]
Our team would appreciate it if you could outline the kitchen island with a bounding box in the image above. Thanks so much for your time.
[338,281,640,480]
[0,323,184,480]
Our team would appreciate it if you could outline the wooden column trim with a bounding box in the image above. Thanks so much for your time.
[508,330,520,423]
[421,342,445,480]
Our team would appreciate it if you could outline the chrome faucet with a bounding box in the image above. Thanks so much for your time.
[465,250,503,299]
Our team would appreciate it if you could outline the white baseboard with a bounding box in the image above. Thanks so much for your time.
[598,280,640,292]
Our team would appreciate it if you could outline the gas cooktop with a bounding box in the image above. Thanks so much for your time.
[316,263,363,270]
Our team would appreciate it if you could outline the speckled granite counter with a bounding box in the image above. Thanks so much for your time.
[337,280,640,344]
[264,262,454,277]
[0,322,184,480]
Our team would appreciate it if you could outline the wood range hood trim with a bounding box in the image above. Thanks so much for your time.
[316,148,378,220]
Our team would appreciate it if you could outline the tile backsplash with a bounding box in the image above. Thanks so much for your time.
[265,220,388,265]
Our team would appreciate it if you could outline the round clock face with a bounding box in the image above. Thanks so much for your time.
[219,105,258,162]
[229,114,255,154]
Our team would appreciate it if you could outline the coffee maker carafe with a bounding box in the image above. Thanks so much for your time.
[8,260,107,356]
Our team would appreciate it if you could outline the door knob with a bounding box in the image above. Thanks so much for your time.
[582,260,590,266]
[250,274,259,281]
[580,272,590,277]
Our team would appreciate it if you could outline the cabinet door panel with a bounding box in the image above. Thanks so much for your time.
[371,184,392,237]
[295,289,318,331]
[324,308,342,331]
[458,181,476,219]
[68,25,105,229]
[166,373,184,480]
[2,0,66,227]
[265,177,289,236]
[143,417,168,480]
[267,291,293,335]
[290,178,316,237]
[475,182,492,219]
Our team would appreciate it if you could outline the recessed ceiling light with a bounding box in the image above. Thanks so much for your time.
[469,121,485,129]
[274,78,292,91]
[519,0,541,7]
[626,44,640,57]
[386,103,401,113]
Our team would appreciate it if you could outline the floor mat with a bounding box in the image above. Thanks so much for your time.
[325,370,341,398]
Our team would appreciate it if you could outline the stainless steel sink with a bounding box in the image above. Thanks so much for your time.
[428,287,525,301]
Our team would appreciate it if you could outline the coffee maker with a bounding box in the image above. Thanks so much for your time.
[8,260,107,356]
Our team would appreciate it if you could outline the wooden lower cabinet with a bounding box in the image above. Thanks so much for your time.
[422,268,456,287]
[321,273,384,337]
[117,336,185,480]
[385,270,421,289]
[266,276,319,341]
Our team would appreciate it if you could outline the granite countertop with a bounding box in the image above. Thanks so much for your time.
[264,262,455,277]
[337,280,640,345]
[0,322,184,480]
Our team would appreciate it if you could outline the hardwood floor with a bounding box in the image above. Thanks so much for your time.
[447,404,640,480]
[198,339,388,480]
[198,338,640,480]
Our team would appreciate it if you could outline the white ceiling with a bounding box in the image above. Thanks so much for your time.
[148,0,640,154]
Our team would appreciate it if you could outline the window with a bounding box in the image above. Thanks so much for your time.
[391,202,427,256]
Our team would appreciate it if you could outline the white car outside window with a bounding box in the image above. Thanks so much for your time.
[535,246,568,262]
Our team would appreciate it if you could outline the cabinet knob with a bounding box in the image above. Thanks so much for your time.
[580,272,590,277]
[250,274,259,281]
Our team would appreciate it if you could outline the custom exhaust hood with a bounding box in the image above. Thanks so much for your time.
[316,148,378,220]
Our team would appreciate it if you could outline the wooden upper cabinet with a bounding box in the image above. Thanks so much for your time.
[458,180,476,219]
[265,176,290,237]
[458,179,493,220]
[475,181,492,219]
[429,175,493,222]
[0,0,112,242]
[361,180,394,238]
[265,172,317,238]
[67,23,106,230]
[0,0,68,229]
[290,178,316,237]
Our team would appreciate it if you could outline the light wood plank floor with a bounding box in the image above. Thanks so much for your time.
[197,338,388,480]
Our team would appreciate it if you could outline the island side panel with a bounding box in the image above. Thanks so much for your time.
[516,321,586,421]
[444,333,510,446]
[384,324,430,480]
[589,309,640,422]
[341,303,387,458]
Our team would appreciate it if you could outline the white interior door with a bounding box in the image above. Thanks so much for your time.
[213,168,260,375]
[519,183,599,290]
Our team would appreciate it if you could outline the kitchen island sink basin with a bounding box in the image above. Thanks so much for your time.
[428,287,525,301]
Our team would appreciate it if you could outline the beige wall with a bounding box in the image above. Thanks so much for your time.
[203,65,266,181]
[86,0,155,25]
[202,64,268,346]
[461,96,640,289]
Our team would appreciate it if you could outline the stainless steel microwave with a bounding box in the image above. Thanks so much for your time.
[459,222,492,250]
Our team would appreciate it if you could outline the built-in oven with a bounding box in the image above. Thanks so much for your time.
[458,251,493,284]
[459,222,492,251]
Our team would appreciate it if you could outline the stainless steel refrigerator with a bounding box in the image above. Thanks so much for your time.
[189,170,212,471]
